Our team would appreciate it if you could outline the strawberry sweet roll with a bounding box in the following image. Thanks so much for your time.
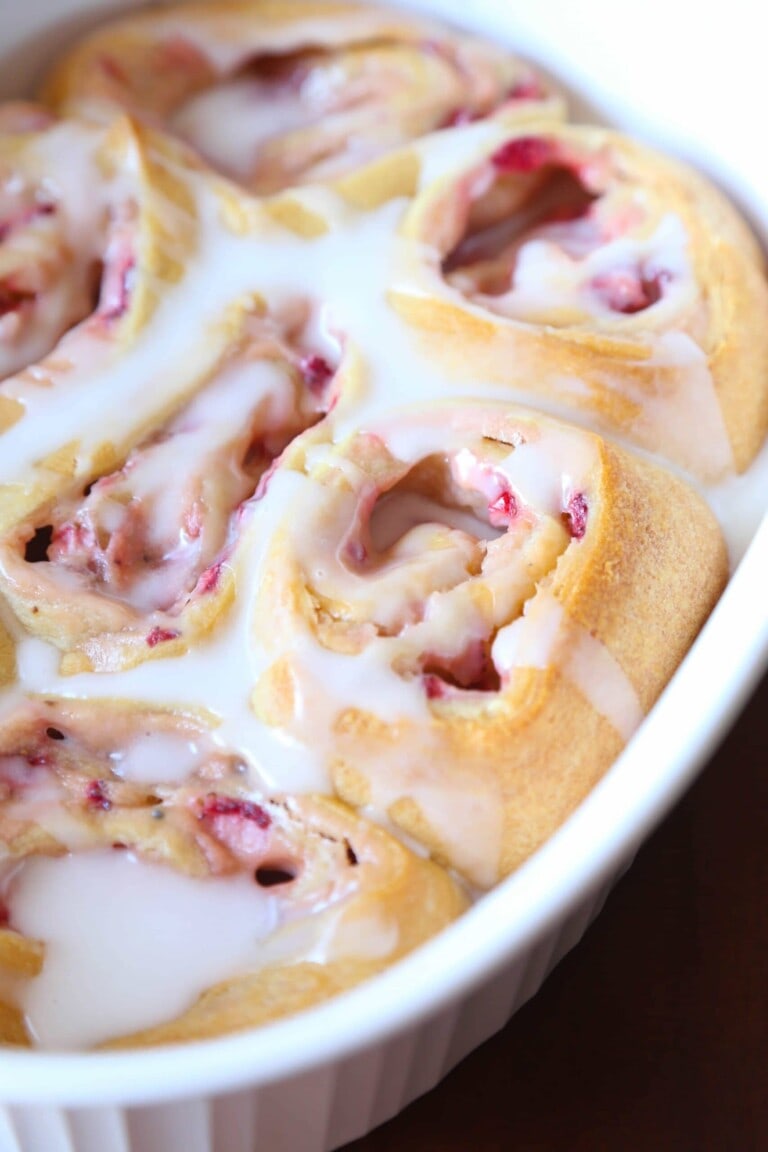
[0,115,219,534]
[252,402,728,886]
[41,0,560,195]
[0,115,198,390]
[0,297,344,673]
[0,698,466,1047]
[388,121,768,479]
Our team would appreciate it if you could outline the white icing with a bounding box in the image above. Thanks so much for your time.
[497,428,597,516]
[374,765,504,889]
[172,78,311,183]
[634,331,734,477]
[566,623,644,743]
[492,599,561,671]
[9,850,281,1050]
[706,432,768,566]
[492,591,644,742]
[108,732,205,785]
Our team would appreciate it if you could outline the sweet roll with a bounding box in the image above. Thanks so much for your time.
[252,402,728,884]
[388,120,768,478]
[0,698,467,1046]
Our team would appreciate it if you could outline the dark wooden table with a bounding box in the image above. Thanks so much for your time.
[346,670,768,1152]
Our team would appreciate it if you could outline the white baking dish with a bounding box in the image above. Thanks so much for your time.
[0,1,765,1149]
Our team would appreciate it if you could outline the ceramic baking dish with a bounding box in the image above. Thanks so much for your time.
[0,1,765,1149]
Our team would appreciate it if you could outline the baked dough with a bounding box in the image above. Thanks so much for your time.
[0,295,335,673]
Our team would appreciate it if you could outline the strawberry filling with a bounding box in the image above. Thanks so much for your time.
[506,78,547,101]
[0,170,140,381]
[491,135,555,173]
[97,207,138,323]
[442,148,598,291]
[487,489,518,528]
[422,639,501,696]
[198,793,276,864]
[98,55,130,85]
[146,627,180,648]
[441,135,678,326]
[564,492,589,539]
[17,312,338,618]
[591,268,669,314]
[326,444,547,694]
[299,353,334,393]
[0,713,318,897]
[85,779,112,811]
[156,35,211,74]
[200,794,271,828]
[196,560,223,595]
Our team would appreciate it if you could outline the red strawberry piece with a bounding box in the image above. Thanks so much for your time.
[197,561,222,594]
[85,779,111,811]
[300,354,333,393]
[488,489,518,528]
[26,754,51,768]
[424,673,448,700]
[491,136,554,173]
[146,626,180,648]
[200,794,271,829]
[507,78,546,101]
[592,268,669,314]
[564,492,589,539]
